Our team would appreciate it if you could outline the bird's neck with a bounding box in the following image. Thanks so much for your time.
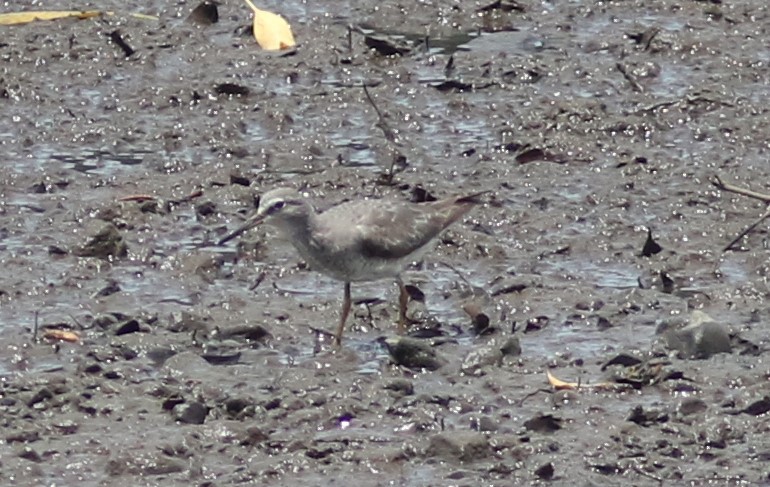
[277,212,315,247]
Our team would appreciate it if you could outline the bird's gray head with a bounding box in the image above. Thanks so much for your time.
[217,187,312,245]
[255,187,311,221]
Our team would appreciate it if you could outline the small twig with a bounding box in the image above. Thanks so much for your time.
[711,175,770,203]
[631,99,677,115]
[517,388,551,406]
[362,84,400,145]
[119,194,157,202]
[249,271,267,291]
[723,206,770,251]
[712,175,770,251]
[272,282,315,295]
[439,261,472,286]
[633,466,664,485]
[641,27,660,51]
[109,30,135,57]
[68,313,88,330]
[169,189,205,205]
[362,84,406,185]
[362,84,385,124]
[33,311,39,343]
[444,55,455,77]
[616,62,643,92]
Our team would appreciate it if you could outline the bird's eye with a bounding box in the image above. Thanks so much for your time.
[267,200,285,214]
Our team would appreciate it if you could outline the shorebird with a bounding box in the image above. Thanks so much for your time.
[218,187,484,345]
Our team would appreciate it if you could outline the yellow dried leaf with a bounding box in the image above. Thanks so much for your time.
[242,0,295,50]
[546,370,630,392]
[124,12,159,21]
[42,329,80,343]
[546,370,578,390]
[0,10,102,25]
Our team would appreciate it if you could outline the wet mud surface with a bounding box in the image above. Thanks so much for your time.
[1,0,770,485]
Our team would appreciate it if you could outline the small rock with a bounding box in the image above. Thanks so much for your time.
[462,336,519,375]
[168,311,210,333]
[162,351,212,376]
[215,324,270,342]
[742,396,770,416]
[601,353,643,371]
[663,311,731,359]
[489,277,532,297]
[425,431,490,462]
[161,395,185,411]
[47,245,68,256]
[17,446,42,463]
[201,347,241,366]
[384,378,414,397]
[240,425,269,446]
[146,347,178,366]
[106,454,186,476]
[678,398,708,416]
[627,405,668,426]
[306,446,335,459]
[92,313,120,330]
[473,415,498,432]
[114,319,142,335]
[523,414,562,433]
[534,462,555,480]
[500,337,522,357]
[26,387,54,408]
[92,280,121,298]
[229,173,250,186]
[461,345,502,375]
[524,315,549,333]
[225,398,250,416]
[174,401,208,424]
[381,337,445,371]
[463,301,492,335]
[52,420,79,435]
[187,0,219,26]
[195,200,217,217]
[74,222,127,259]
[6,430,40,444]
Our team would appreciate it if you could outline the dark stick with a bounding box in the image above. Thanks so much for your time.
[712,175,770,251]
[712,175,770,203]
[109,30,135,57]
[616,62,643,92]
[362,83,385,122]
[723,207,770,251]
[362,83,400,144]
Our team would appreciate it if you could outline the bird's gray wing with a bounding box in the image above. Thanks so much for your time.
[316,194,481,260]
[352,201,457,260]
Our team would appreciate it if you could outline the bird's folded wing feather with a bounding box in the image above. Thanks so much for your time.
[355,203,457,260]
[315,195,480,260]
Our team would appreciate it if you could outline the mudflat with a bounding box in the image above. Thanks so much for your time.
[1,1,769,485]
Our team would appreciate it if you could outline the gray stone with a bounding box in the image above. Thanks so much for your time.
[664,311,731,359]
[382,337,445,371]
[74,222,127,259]
[174,401,209,424]
[425,431,490,462]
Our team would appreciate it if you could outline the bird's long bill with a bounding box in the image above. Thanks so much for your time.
[217,214,265,246]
